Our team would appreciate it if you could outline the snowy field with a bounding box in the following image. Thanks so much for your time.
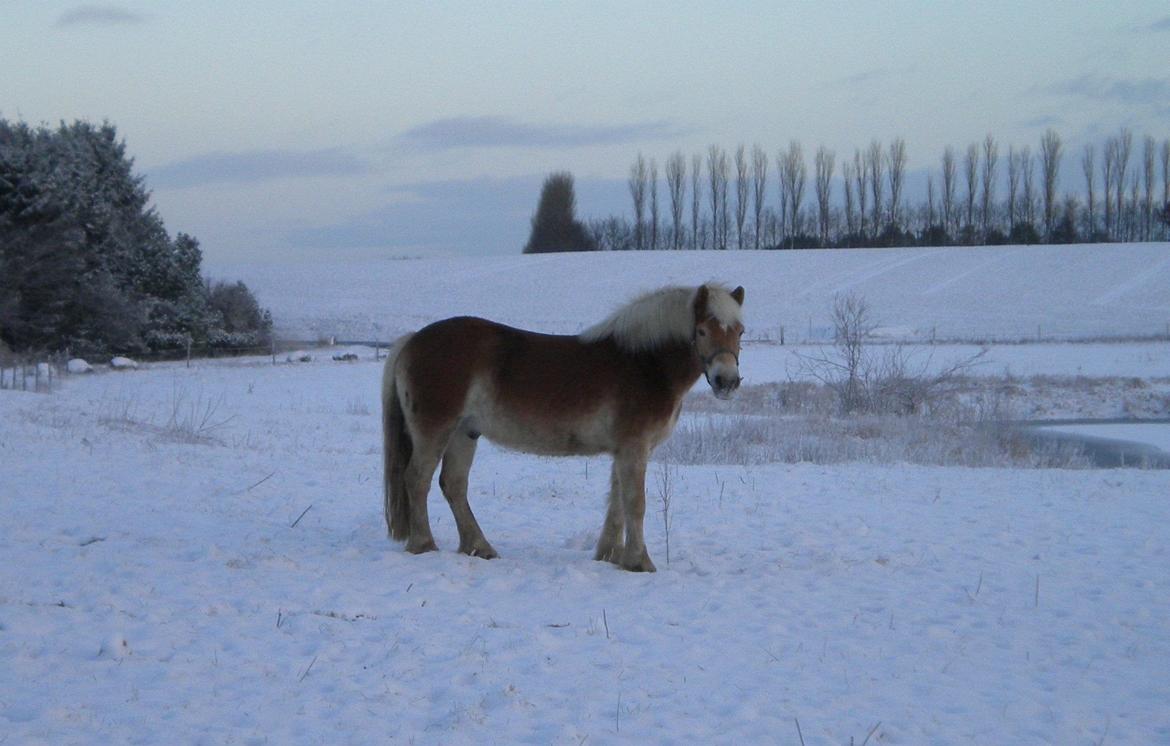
[4,244,1170,743]
[2,356,1168,744]
[211,243,1170,344]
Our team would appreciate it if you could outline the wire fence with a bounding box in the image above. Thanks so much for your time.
[0,337,395,394]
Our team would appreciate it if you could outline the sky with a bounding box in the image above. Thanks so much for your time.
[2,2,1168,262]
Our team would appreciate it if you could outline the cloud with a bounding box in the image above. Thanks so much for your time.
[397,116,682,151]
[55,5,145,27]
[148,148,373,189]
[829,65,917,88]
[1146,16,1170,31]
[1039,74,1170,108]
[285,174,629,256]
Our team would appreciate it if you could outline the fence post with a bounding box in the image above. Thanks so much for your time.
[271,338,276,365]
[779,326,785,346]
[186,337,192,368]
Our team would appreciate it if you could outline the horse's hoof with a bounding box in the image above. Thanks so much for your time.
[462,540,498,559]
[593,544,621,564]
[621,553,657,573]
[405,537,438,554]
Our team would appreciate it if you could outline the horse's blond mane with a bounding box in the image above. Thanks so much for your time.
[579,283,742,352]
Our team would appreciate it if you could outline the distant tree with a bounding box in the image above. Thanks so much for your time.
[814,145,835,246]
[707,145,729,249]
[522,172,595,254]
[1114,128,1133,240]
[842,161,857,240]
[734,145,748,249]
[854,148,869,240]
[665,151,686,250]
[887,137,907,230]
[1081,144,1096,239]
[649,157,659,251]
[1006,146,1020,230]
[206,280,272,347]
[628,154,648,250]
[751,145,767,250]
[866,140,884,233]
[1142,135,1156,240]
[980,134,998,240]
[1102,137,1117,239]
[1039,129,1062,239]
[963,143,978,240]
[1162,140,1170,236]
[690,152,703,250]
[941,147,956,238]
[780,142,806,248]
[1020,146,1037,231]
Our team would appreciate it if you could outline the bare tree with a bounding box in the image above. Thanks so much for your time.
[814,145,835,246]
[1142,135,1155,240]
[1020,146,1036,231]
[1040,129,1062,239]
[690,153,703,250]
[963,143,978,239]
[941,146,957,238]
[980,134,998,239]
[707,145,729,249]
[734,145,749,250]
[1081,144,1096,239]
[1115,127,1133,240]
[1103,137,1117,239]
[1129,171,1141,239]
[1006,145,1020,230]
[665,151,686,250]
[1162,139,1170,239]
[854,148,869,240]
[649,157,659,251]
[926,173,936,233]
[866,140,884,234]
[628,153,647,250]
[780,141,807,246]
[887,137,907,230]
[751,145,767,249]
[842,161,857,238]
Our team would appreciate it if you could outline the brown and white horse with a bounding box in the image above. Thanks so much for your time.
[381,282,744,572]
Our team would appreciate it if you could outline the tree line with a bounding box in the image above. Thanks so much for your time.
[0,118,271,355]
[525,128,1170,253]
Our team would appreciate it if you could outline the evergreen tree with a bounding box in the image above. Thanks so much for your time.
[523,172,596,253]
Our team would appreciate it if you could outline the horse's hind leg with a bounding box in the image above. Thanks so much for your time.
[440,431,497,559]
[593,460,624,564]
[403,437,444,554]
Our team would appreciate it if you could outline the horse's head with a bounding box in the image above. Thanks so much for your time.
[693,284,745,400]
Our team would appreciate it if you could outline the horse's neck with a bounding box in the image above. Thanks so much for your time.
[647,341,703,399]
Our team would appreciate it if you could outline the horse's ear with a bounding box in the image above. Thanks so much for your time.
[693,285,710,321]
[731,286,745,306]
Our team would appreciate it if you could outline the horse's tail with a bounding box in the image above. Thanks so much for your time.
[382,334,414,541]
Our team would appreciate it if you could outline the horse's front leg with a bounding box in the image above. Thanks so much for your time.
[594,460,624,564]
[615,450,655,573]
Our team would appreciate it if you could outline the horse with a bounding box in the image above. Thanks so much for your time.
[381,282,745,572]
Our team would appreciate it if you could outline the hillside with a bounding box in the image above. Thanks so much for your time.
[211,243,1170,343]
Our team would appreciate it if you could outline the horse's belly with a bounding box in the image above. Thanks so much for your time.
[474,411,614,456]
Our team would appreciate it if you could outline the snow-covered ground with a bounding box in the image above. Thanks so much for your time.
[5,245,1170,743]
[1,355,1168,744]
[211,243,1170,343]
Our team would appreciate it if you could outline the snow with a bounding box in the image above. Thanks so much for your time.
[210,243,1170,343]
[67,359,92,374]
[1,353,1168,743]
[4,245,1170,743]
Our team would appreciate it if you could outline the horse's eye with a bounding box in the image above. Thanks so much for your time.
[697,328,707,337]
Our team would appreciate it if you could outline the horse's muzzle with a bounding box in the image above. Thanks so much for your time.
[709,372,742,400]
